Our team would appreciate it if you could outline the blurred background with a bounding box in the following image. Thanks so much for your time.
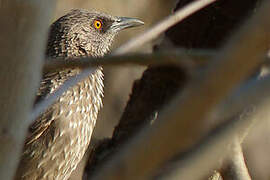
[54,0,176,139]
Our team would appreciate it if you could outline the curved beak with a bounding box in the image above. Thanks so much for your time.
[110,17,144,32]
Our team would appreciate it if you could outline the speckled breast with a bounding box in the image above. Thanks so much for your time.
[19,68,103,180]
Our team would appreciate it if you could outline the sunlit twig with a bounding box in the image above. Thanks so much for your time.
[43,49,214,73]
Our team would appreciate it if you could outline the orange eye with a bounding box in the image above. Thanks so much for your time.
[94,20,102,29]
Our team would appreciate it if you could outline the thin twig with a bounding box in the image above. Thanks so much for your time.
[231,140,251,180]
[162,74,270,180]
[220,138,251,180]
[92,1,270,179]
[43,49,215,73]
[43,50,269,74]
[161,75,270,179]
[113,0,217,54]
[31,68,96,122]
[162,99,269,180]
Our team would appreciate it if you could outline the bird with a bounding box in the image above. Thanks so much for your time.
[15,9,144,180]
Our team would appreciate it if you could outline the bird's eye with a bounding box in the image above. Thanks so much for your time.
[93,20,102,29]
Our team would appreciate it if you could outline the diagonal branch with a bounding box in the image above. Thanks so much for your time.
[31,68,96,123]
[221,138,251,180]
[161,99,267,180]
[161,73,270,179]
[113,0,217,54]
[163,72,270,179]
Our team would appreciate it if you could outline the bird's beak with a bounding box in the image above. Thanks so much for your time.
[110,17,144,32]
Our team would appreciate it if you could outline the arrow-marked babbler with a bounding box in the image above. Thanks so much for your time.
[15,9,144,180]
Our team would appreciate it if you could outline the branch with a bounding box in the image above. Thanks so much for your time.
[43,49,214,73]
[158,74,270,179]
[160,74,270,180]
[159,109,254,180]
[91,0,270,179]
[31,69,96,123]
[230,140,251,180]
[221,138,251,180]
[113,0,217,54]
[0,1,54,180]
[154,73,270,179]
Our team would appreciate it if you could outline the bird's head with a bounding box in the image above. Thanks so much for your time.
[46,9,144,58]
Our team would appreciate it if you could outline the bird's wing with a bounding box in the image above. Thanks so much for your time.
[26,69,78,145]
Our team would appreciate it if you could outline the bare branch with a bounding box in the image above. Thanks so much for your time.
[113,0,217,54]
[92,1,270,179]
[155,74,270,179]
[160,112,253,180]
[31,68,95,123]
[160,75,270,180]
[159,72,270,179]
[0,1,54,179]
[221,138,251,180]
[43,49,214,73]
[230,140,251,180]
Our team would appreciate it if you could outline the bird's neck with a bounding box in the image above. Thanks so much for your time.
[46,32,112,58]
